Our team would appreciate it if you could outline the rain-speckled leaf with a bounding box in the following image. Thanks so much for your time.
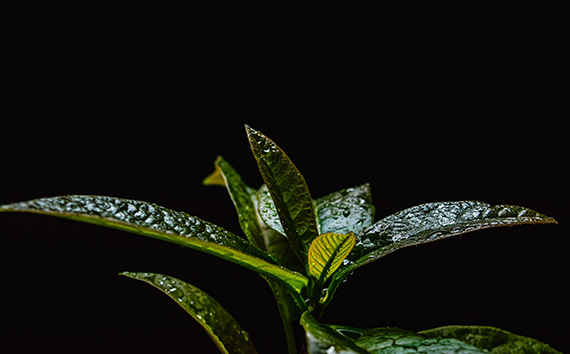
[354,327,487,354]
[315,184,375,235]
[203,156,264,249]
[121,272,257,354]
[308,232,356,284]
[420,325,562,354]
[246,125,318,266]
[0,195,308,293]
[256,184,285,235]
[300,311,370,354]
[325,201,556,303]
[203,157,303,273]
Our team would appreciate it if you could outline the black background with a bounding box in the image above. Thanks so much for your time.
[2,2,567,353]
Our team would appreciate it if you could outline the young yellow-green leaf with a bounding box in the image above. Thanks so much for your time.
[121,272,257,354]
[0,195,308,294]
[308,232,356,283]
[419,325,562,354]
[246,125,319,267]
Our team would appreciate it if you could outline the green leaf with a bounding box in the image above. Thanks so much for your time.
[326,201,556,305]
[354,327,487,354]
[308,232,356,284]
[121,272,257,354]
[300,311,370,354]
[256,184,286,235]
[203,157,304,273]
[246,125,319,267]
[203,156,265,249]
[0,195,308,294]
[420,325,563,354]
[315,183,375,235]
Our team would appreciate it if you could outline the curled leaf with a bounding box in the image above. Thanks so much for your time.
[308,232,356,284]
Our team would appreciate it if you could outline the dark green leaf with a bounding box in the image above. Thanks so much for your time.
[121,272,257,354]
[354,327,487,354]
[203,156,265,249]
[0,195,308,293]
[326,201,556,303]
[315,183,375,235]
[300,311,370,354]
[246,125,319,267]
[420,325,562,354]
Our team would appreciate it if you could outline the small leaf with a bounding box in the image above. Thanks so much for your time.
[420,325,562,354]
[308,232,356,284]
[246,125,319,267]
[300,311,370,354]
[315,183,375,235]
[121,272,257,354]
[204,156,266,249]
[256,184,286,235]
[0,195,308,293]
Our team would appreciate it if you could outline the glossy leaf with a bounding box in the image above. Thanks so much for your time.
[315,184,375,236]
[308,232,356,284]
[300,311,370,354]
[203,156,265,249]
[246,125,318,266]
[326,201,557,304]
[420,325,562,354]
[0,195,308,293]
[354,327,487,354]
[256,184,286,235]
[204,157,303,273]
[121,272,257,354]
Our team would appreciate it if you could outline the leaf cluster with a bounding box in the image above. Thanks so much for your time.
[0,125,559,354]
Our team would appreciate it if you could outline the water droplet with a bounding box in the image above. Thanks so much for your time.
[343,210,350,217]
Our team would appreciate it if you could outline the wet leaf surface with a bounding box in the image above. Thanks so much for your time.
[122,272,258,354]
[0,195,308,293]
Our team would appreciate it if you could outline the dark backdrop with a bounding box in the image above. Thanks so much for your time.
[3,2,567,353]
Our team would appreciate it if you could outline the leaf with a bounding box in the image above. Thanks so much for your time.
[121,272,257,354]
[308,232,356,284]
[420,325,563,354]
[315,183,375,235]
[0,195,308,294]
[326,201,557,304]
[203,156,265,249]
[246,125,319,267]
[256,184,286,235]
[353,327,487,354]
[300,311,370,354]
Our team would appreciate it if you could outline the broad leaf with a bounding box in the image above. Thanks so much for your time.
[308,232,356,284]
[420,325,562,354]
[121,272,257,354]
[300,311,370,354]
[325,201,557,305]
[246,125,319,267]
[315,183,375,235]
[203,156,265,249]
[0,195,308,293]
[353,327,487,354]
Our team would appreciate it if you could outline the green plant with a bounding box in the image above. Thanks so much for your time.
[0,125,559,354]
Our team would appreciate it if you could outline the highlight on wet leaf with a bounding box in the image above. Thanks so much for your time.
[308,232,356,283]
[121,272,258,354]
